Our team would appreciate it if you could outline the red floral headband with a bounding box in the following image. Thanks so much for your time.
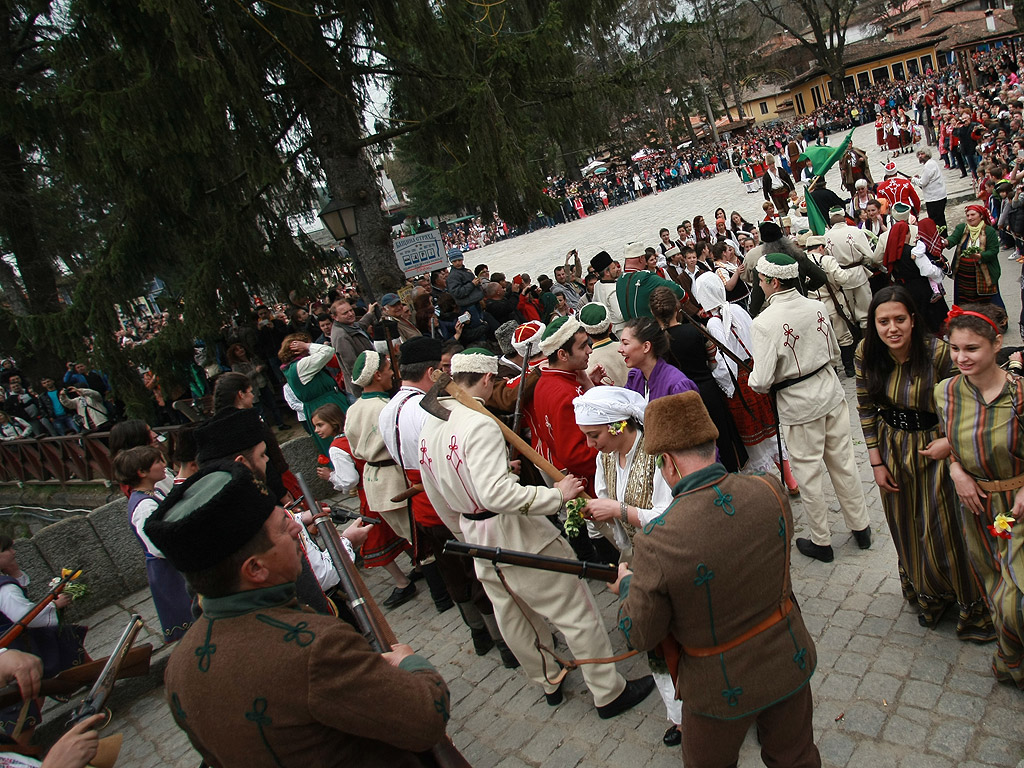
[947,304,1001,334]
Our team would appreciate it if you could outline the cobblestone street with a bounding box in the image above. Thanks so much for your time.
[102,122,1024,766]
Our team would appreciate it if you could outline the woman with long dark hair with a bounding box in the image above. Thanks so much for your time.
[619,317,698,403]
[692,215,712,243]
[936,303,1024,683]
[856,287,993,640]
[648,287,747,472]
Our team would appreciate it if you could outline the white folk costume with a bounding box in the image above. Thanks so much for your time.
[590,251,626,335]
[344,355,410,542]
[824,215,875,328]
[804,236,860,349]
[419,352,628,707]
[580,304,628,387]
[748,256,870,549]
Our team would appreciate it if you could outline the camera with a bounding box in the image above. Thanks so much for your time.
[458,312,471,325]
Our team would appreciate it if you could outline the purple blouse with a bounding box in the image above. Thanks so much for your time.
[626,358,699,402]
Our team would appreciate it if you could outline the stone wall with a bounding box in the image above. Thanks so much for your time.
[13,435,335,620]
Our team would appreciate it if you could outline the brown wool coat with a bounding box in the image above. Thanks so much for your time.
[619,468,816,720]
[165,595,449,767]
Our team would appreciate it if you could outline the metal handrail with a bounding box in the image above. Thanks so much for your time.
[0,425,187,486]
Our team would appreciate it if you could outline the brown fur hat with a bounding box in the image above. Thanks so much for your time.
[644,392,719,454]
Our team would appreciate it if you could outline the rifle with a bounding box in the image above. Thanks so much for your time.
[294,473,471,768]
[328,505,381,526]
[0,645,152,710]
[0,569,82,649]
[67,614,145,727]
[373,305,402,386]
[676,303,752,373]
[510,342,533,439]
[444,541,618,583]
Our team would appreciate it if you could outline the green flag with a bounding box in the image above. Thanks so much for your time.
[805,190,828,236]
[797,128,855,177]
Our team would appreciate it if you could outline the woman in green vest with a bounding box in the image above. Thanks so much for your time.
[278,333,349,456]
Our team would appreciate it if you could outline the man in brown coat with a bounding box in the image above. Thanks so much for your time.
[146,462,451,767]
[612,392,820,767]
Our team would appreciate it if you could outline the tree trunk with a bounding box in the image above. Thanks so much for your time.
[729,79,746,120]
[0,135,59,315]
[678,95,699,144]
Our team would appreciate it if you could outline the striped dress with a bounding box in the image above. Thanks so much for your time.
[935,372,1024,684]
[856,338,993,641]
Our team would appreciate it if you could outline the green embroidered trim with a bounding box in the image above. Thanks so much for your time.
[711,486,735,516]
[195,620,216,673]
[642,514,667,535]
[719,655,743,707]
[778,515,785,538]
[518,486,538,514]
[618,615,633,647]
[694,563,717,645]
[432,679,451,723]
[171,692,187,721]
[256,614,315,646]
[245,698,284,767]
[786,617,808,670]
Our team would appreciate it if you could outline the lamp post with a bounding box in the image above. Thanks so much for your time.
[317,197,374,301]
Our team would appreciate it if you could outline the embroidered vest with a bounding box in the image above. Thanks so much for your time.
[600,430,656,539]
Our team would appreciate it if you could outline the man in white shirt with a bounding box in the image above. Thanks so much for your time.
[913,147,948,231]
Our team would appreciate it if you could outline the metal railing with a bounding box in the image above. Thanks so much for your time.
[0,424,187,486]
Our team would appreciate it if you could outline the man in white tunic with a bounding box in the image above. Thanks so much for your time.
[419,348,655,716]
[748,254,871,563]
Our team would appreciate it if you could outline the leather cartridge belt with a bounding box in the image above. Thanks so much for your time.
[365,458,397,468]
[682,597,794,658]
[877,407,939,432]
[462,510,498,521]
[975,474,1024,493]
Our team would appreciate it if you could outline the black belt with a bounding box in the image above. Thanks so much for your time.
[839,263,865,270]
[878,408,939,431]
[462,511,497,521]
[365,458,397,468]
[770,364,828,394]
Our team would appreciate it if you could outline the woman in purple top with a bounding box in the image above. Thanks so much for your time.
[620,317,699,402]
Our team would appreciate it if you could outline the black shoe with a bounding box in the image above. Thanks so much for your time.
[382,583,417,609]
[434,595,454,613]
[545,679,564,706]
[496,641,520,669]
[663,725,682,747]
[471,627,495,656]
[596,675,656,719]
[796,537,835,563]
[844,365,856,378]
[852,527,872,549]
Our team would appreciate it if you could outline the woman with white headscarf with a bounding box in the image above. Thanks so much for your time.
[572,386,679,747]
[691,273,799,494]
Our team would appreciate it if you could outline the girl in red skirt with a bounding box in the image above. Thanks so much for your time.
[312,403,415,607]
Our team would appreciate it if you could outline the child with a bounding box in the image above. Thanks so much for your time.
[113,446,192,643]
[311,403,416,609]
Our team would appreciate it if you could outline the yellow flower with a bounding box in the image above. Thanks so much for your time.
[993,514,1015,535]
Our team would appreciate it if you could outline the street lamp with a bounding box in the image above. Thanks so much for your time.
[317,197,359,241]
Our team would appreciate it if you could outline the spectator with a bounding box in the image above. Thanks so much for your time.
[37,377,79,435]
[59,385,110,432]
[0,412,31,440]
[329,298,375,400]
[446,249,485,325]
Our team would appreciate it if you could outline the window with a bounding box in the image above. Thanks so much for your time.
[843,75,856,93]
[795,92,806,114]
[811,86,822,109]
[827,79,836,99]
[872,66,890,83]
[858,71,872,90]
[907,58,920,76]
[892,62,906,80]
[920,54,934,72]
[759,101,769,115]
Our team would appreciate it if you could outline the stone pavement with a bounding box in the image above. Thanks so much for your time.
[84,123,1024,766]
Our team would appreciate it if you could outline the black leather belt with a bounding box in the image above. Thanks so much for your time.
[770,364,828,394]
[365,458,397,468]
[462,511,497,521]
[878,408,939,431]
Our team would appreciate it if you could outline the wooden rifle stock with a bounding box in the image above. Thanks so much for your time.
[293,473,471,768]
[444,541,618,583]
[0,645,152,710]
[0,569,82,649]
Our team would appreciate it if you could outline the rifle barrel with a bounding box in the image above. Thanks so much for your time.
[295,472,391,653]
[68,614,144,726]
[444,541,618,583]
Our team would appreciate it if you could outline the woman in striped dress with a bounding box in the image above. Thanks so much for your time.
[857,288,993,641]
[936,303,1024,684]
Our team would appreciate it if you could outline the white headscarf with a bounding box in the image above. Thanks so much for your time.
[573,386,648,426]
[693,272,735,338]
